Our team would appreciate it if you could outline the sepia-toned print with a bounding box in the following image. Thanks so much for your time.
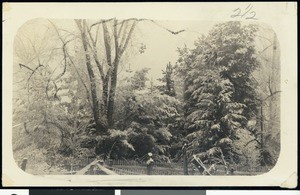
[12,18,281,176]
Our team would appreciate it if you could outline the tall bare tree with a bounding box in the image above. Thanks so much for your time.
[74,18,138,131]
[49,18,184,133]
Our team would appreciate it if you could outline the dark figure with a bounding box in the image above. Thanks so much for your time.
[146,152,154,175]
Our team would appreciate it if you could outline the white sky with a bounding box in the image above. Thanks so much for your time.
[127,20,217,82]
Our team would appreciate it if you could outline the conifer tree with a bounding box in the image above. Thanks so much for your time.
[176,21,259,165]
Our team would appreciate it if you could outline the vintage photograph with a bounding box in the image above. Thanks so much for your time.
[12,18,280,176]
[3,2,297,187]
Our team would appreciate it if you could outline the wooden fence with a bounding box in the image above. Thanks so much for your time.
[109,166,146,175]
[102,159,272,175]
[38,157,273,175]
[104,159,185,175]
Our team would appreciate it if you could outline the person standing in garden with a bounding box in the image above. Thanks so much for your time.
[146,152,154,175]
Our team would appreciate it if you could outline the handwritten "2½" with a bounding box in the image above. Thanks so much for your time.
[231,4,258,20]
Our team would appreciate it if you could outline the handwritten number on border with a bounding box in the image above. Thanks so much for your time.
[231,4,258,20]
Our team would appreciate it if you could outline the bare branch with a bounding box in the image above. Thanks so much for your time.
[75,19,83,30]
[95,22,101,44]
[26,37,42,65]
[115,18,149,25]
[14,79,26,84]
[148,20,185,35]
[267,75,273,95]
[113,19,119,62]
[263,90,281,101]
[86,22,106,81]
[256,35,272,44]
[86,22,97,48]
[119,21,129,52]
[48,20,76,80]
[245,139,260,147]
[49,19,92,109]
[45,79,61,100]
[258,43,273,55]
[27,63,44,97]
[19,63,34,72]
[89,18,115,30]
[117,20,126,38]
[57,28,81,39]
[120,20,137,57]
[27,64,44,84]
[102,20,113,67]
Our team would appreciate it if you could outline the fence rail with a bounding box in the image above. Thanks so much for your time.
[104,159,183,167]
[108,166,146,175]
[102,159,272,175]
[37,157,273,175]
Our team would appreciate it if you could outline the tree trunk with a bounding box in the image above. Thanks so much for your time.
[77,20,105,132]
[107,58,119,128]
[83,43,101,131]
[102,77,109,115]
[106,20,136,128]
[77,19,137,130]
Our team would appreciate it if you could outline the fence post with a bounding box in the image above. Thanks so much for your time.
[108,159,113,167]
[21,158,28,171]
[182,143,189,175]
